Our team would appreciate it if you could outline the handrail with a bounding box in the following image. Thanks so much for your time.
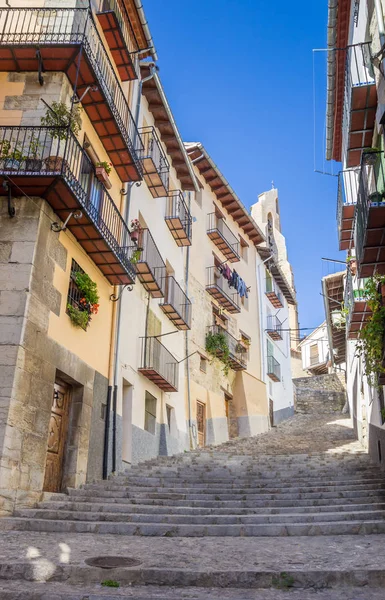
[0,125,136,278]
[265,277,283,304]
[161,276,191,328]
[207,212,240,258]
[136,228,167,294]
[267,315,282,334]
[0,8,143,169]
[139,336,179,390]
[206,266,240,310]
[336,169,360,222]
[97,0,140,55]
[166,190,192,241]
[267,354,281,380]
[344,268,368,334]
[139,126,170,190]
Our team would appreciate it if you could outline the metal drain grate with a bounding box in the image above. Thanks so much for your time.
[85,556,142,569]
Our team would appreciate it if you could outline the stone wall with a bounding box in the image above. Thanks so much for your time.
[293,374,347,415]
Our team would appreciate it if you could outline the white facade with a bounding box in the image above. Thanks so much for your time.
[299,323,330,373]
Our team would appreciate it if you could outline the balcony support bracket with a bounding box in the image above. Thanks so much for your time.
[110,283,134,302]
[36,48,45,86]
[51,210,82,233]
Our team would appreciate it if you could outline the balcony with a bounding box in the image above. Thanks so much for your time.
[165,190,192,247]
[355,151,385,278]
[160,276,191,330]
[265,279,283,308]
[267,315,283,341]
[0,126,136,285]
[207,213,240,262]
[206,266,240,314]
[96,0,139,82]
[267,355,281,382]
[139,127,169,198]
[206,325,247,371]
[134,228,166,298]
[344,269,371,339]
[138,337,179,392]
[0,8,143,182]
[337,169,359,251]
[342,43,377,168]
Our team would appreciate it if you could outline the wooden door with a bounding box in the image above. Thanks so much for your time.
[269,399,274,428]
[43,382,71,493]
[196,401,206,447]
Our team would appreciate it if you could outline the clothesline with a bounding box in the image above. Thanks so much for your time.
[218,263,249,299]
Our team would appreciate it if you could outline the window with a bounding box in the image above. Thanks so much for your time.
[144,391,157,434]
[266,269,273,293]
[309,343,319,366]
[239,331,251,359]
[66,259,88,330]
[241,294,249,310]
[199,355,207,373]
[166,404,173,431]
[239,236,249,263]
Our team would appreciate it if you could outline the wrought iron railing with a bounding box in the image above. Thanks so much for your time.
[206,266,240,311]
[336,169,360,223]
[0,125,136,280]
[355,150,385,266]
[207,213,240,258]
[140,336,179,390]
[341,41,375,161]
[139,126,170,191]
[267,355,281,381]
[344,267,367,334]
[267,315,282,336]
[207,325,247,367]
[161,276,191,328]
[0,8,143,170]
[97,0,140,55]
[265,277,283,305]
[166,190,192,241]
[136,228,167,295]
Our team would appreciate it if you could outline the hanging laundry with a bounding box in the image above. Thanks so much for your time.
[224,264,231,281]
[229,270,239,290]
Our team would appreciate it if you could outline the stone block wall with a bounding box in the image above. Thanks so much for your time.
[293,374,347,415]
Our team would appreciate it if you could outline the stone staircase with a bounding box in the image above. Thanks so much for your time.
[2,415,385,538]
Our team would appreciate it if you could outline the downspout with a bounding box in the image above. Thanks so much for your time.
[104,64,157,475]
[326,0,338,161]
[184,191,195,449]
[322,276,336,370]
[133,0,158,61]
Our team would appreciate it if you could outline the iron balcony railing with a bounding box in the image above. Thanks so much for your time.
[207,325,247,369]
[98,0,140,55]
[341,41,376,164]
[0,8,143,171]
[166,190,192,243]
[344,267,368,335]
[139,126,170,191]
[136,228,167,295]
[161,276,192,329]
[354,150,385,267]
[267,315,282,338]
[267,355,281,381]
[207,213,240,259]
[0,125,136,279]
[139,336,179,391]
[337,169,360,226]
[265,277,283,306]
[206,266,240,312]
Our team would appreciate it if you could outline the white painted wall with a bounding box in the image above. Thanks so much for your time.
[300,324,329,370]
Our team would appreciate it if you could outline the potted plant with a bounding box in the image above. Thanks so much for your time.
[131,248,143,264]
[25,133,42,171]
[368,190,385,205]
[67,271,99,329]
[347,255,357,276]
[95,161,112,189]
[206,329,231,375]
[41,101,82,170]
[363,147,380,166]
[0,139,24,170]
[130,218,142,243]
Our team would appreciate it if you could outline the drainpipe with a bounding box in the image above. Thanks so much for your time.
[132,0,158,61]
[184,192,195,449]
[322,276,336,370]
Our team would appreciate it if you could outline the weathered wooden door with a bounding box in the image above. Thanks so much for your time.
[269,399,274,428]
[196,401,206,447]
[43,382,70,493]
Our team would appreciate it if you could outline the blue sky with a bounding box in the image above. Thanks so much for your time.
[143,0,343,333]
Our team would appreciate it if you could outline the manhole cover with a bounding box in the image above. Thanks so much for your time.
[85,556,142,569]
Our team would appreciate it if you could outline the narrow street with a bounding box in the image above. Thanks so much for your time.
[1,413,385,598]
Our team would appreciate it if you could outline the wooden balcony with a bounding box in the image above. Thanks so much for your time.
[207,213,240,262]
[165,190,192,247]
[337,169,359,251]
[96,0,138,82]
[139,127,169,198]
[0,126,136,285]
[267,315,283,341]
[134,228,166,298]
[355,151,385,278]
[160,276,191,330]
[0,7,142,182]
[206,267,240,314]
[267,355,281,382]
[206,325,247,371]
[138,337,179,392]
[345,271,371,339]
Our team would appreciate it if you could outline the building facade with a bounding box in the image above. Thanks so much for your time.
[298,323,330,375]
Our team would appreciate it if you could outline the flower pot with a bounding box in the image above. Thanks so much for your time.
[369,191,383,204]
[25,158,43,172]
[95,166,112,190]
[45,156,64,171]
[131,230,140,243]
[364,152,377,166]
[349,259,357,276]
[4,158,21,170]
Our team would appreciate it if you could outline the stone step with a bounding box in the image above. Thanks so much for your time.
[14,507,385,525]
[38,500,385,516]
[2,516,385,536]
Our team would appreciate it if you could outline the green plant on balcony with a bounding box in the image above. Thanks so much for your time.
[67,271,99,329]
[356,276,385,386]
[131,248,143,264]
[206,330,231,375]
[95,160,112,175]
[25,133,43,171]
[363,147,380,166]
[41,101,82,140]
[0,139,24,169]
